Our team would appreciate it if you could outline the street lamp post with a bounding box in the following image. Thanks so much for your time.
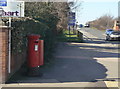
[0,7,4,26]
[0,7,4,16]
[17,3,22,17]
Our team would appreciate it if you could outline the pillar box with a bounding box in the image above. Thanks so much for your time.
[27,34,44,76]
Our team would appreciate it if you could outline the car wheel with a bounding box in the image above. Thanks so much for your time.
[106,37,108,41]
[106,35,109,41]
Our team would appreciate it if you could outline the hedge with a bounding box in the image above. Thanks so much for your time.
[11,17,57,63]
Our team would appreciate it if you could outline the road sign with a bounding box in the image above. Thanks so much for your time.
[69,19,76,23]
[1,1,24,17]
[68,12,76,26]
[69,12,75,16]
[0,0,7,6]
[68,23,75,26]
[69,16,75,19]
[68,12,76,21]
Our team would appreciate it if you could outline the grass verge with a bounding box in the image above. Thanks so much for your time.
[57,30,84,43]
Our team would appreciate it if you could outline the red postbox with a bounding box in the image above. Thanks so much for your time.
[39,40,44,66]
[27,34,44,76]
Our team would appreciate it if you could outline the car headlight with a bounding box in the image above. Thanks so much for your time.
[110,34,120,37]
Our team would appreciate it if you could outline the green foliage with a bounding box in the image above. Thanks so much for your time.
[11,2,69,63]
[11,17,57,62]
[57,30,83,42]
[11,18,46,51]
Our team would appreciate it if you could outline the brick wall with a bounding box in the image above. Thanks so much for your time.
[0,26,9,84]
[0,26,26,84]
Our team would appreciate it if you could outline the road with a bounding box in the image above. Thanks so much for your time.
[80,28,106,39]
[4,28,120,88]
[78,28,120,81]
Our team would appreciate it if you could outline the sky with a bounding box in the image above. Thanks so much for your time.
[73,0,119,24]
[7,0,119,24]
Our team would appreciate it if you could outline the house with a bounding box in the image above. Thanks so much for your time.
[113,20,120,31]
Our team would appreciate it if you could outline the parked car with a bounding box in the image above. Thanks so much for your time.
[106,31,120,41]
[79,24,83,28]
[84,24,90,28]
[105,29,114,35]
[105,29,114,41]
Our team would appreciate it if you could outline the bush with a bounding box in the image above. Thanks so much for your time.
[11,17,57,63]
[11,2,69,64]
[88,14,115,30]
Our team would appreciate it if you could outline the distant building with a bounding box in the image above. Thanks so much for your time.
[113,20,120,31]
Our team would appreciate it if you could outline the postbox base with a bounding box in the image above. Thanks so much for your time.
[28,67,43,77]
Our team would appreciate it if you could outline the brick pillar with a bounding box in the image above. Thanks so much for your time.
[0,26,9,84]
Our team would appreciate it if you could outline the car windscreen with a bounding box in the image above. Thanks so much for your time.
[107,30,113,32]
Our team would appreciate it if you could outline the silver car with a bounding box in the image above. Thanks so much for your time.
[106,31,120,41]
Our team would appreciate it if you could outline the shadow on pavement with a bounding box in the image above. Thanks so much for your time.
[7,41,118,83]
[7,42,108,83]
[84,38,120,45]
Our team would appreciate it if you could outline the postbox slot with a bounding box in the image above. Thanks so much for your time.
[34,41,39,43]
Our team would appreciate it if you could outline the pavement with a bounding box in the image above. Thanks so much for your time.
[1,28,119,88]
[0,82,109,88]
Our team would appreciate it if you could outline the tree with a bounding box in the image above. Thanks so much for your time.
[88,14,115,30]
[53,2,69,32]
[68,0,82,11]
[11,2,70,62]
[25,2,69,32]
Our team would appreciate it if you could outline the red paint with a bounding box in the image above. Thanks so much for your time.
[27,35,43,68]
[39,40,44,66]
